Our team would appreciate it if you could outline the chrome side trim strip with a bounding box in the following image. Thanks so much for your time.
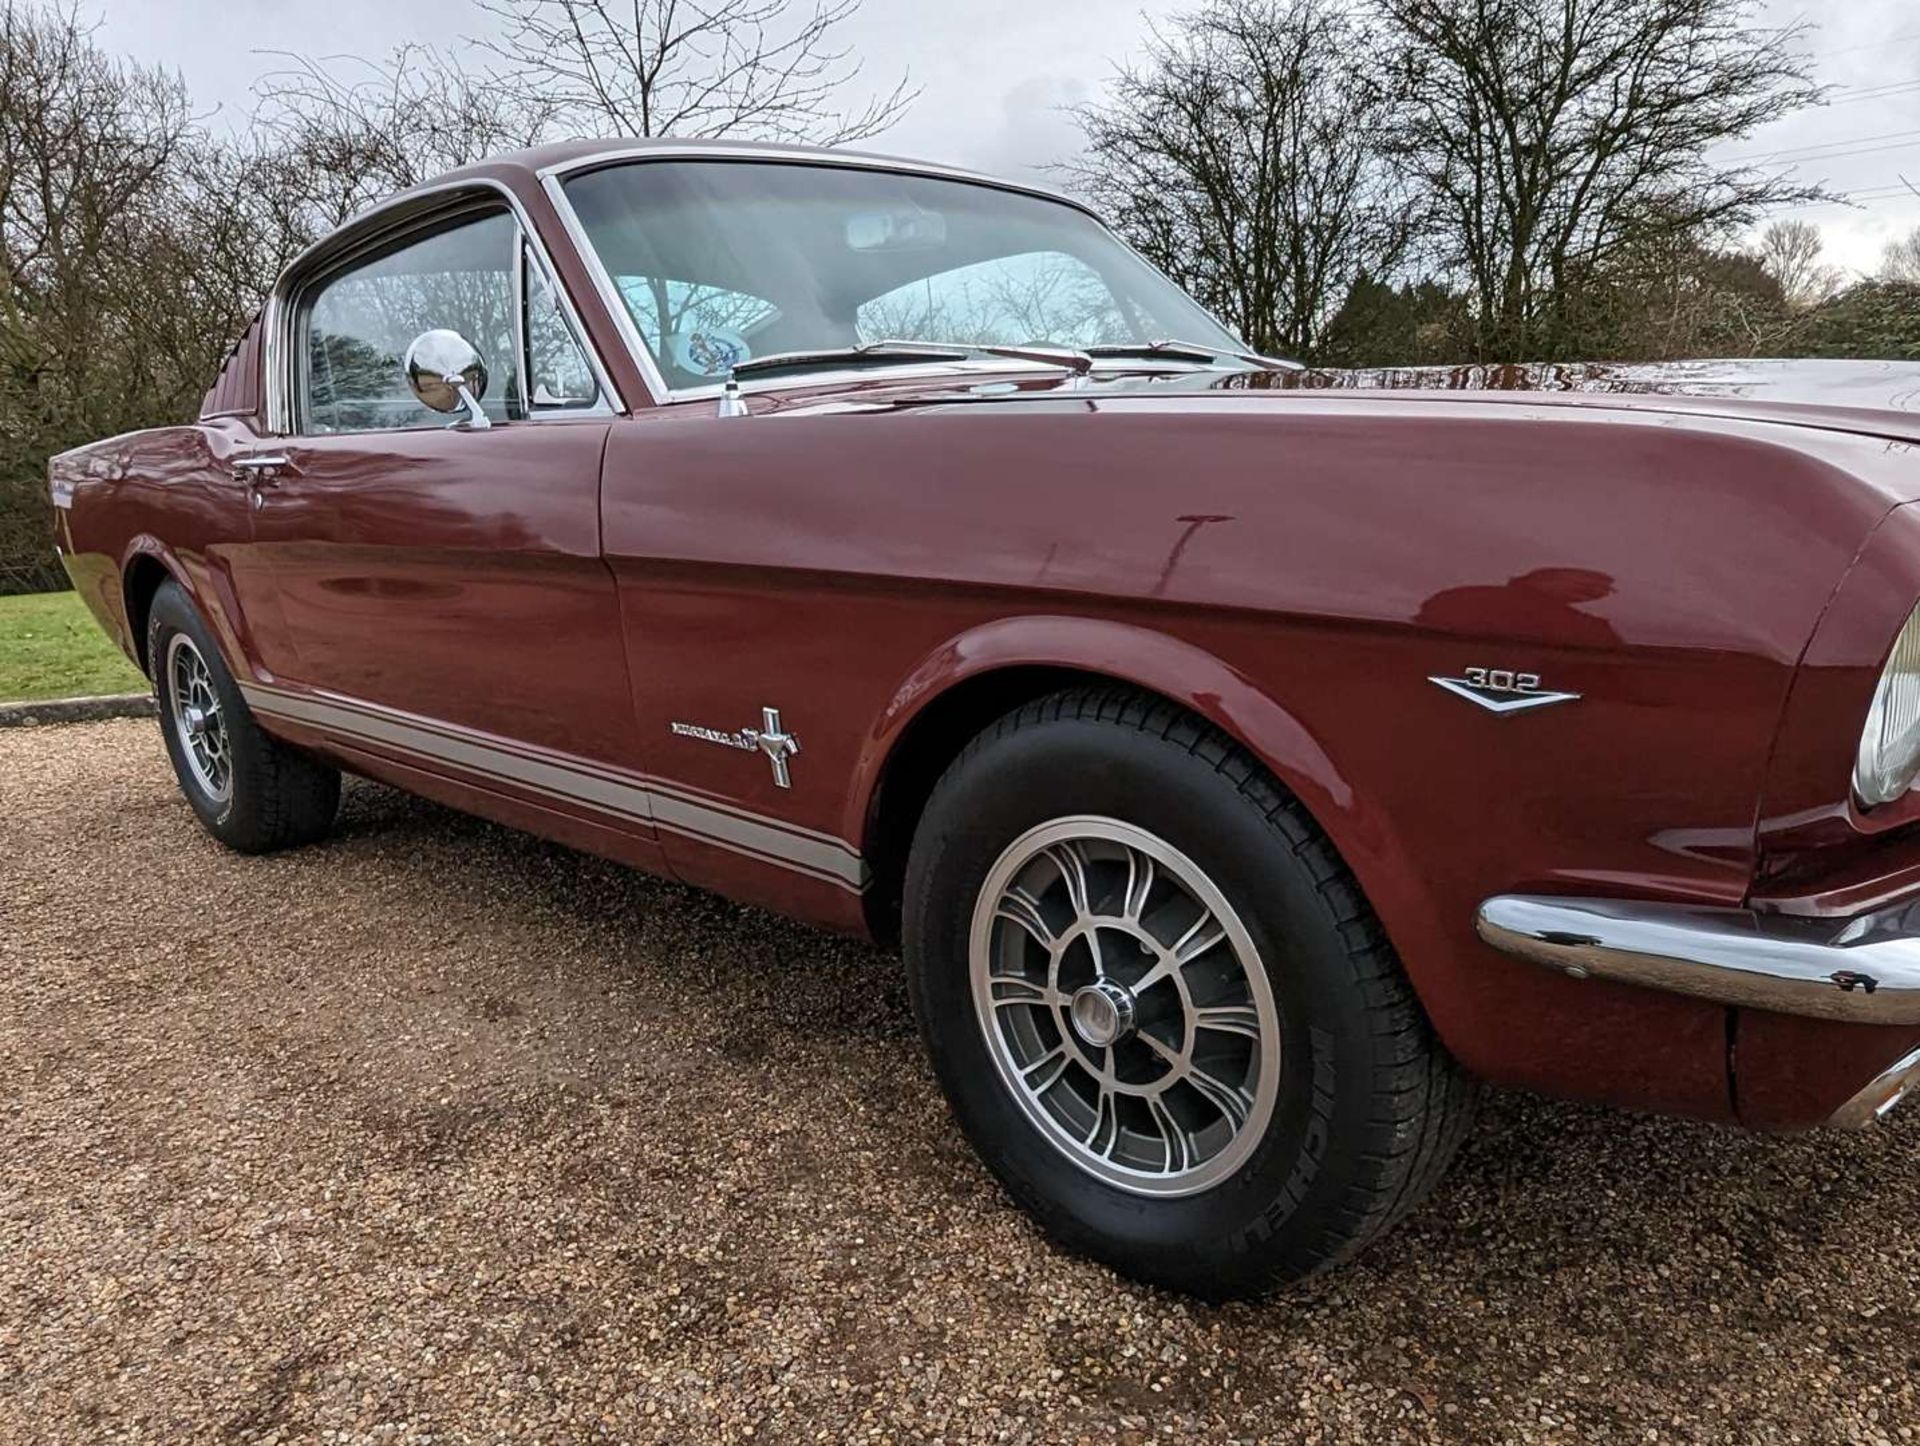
[644,773,855,851]
[647,790,858,886]
[242,684,656,824]
[241,683,867,891]
[1477,893,1920,1025]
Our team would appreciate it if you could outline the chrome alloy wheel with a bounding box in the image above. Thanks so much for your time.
[166,632,231,802]
[969,817,1282,1197]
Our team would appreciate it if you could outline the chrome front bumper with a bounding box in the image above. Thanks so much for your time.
[1476,894,1920,1026]
[1830,1045,1920,1129]
[1478,893,1920,1128]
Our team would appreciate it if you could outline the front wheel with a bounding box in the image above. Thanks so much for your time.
[902,688,1477,1297]
[148,579,340,853]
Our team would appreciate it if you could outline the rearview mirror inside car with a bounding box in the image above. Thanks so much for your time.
[845,207,948,253]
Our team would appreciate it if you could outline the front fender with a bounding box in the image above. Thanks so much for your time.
[848,589,1755,1120]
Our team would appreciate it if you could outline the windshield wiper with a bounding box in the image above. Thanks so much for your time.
[729,339,1096,382]
[729,342,973,378]
[1084,339,1302,372]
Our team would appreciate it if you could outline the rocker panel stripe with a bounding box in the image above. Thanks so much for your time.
[239,682,868,891]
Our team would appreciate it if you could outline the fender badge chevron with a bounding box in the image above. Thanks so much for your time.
[1428,668,1580,714]
[671,707,802,787]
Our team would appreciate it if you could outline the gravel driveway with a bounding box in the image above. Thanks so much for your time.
[4,720,1919,1444]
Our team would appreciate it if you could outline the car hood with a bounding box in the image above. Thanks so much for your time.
[1262,357,1920,441]
[779,356,1920,446]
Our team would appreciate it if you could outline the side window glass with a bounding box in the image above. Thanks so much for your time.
[523,246,602,411]
[302,209,522,434]
[857,250,1127,348]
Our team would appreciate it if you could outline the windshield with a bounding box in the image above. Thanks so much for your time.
[560,159,1244,389]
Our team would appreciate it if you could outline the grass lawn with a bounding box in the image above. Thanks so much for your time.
[0,590,148,702]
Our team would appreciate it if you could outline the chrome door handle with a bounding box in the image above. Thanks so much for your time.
[233,454,291,509]
[232,454,290,483]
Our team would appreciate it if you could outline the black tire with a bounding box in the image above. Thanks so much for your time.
[148,579,340,853]
[902,687,1477,1297]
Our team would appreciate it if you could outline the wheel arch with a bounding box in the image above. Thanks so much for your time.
[857,661,1096,945]
[121,544,185,677]
[119,537,259,685]
[849,616,1442,971]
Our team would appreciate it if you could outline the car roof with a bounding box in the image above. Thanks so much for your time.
[416,135,1060,201]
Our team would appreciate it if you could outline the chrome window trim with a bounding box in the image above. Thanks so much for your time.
[534,143,1099,218]
[539,170,674,407]
[518,231,613,420]
[287,196,518,435]
[537,151,1255,410]
[510,225,530,413]
[264,176,625,435]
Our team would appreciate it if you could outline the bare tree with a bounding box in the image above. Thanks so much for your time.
[1066,0,1405,360]
[250,45,562,229]
[1883,226,1920,284]
[477,0,914,144]
[1379,0,1824,359]
[1756,219,1842,310]
[0,1,202,588]
[1565,226,1790,359]
[0,2,188,307]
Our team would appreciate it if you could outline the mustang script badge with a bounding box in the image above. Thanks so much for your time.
[670,707,802,787]
[1428,668,1580,714]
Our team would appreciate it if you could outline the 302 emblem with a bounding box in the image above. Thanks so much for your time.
[1428,667,1581,714]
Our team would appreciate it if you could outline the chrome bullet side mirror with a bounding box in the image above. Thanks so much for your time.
[404,329,491,430]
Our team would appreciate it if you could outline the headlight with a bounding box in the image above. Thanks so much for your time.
[1854,599,1920,806]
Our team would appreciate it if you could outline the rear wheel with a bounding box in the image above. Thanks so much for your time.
[902,687,1477,1297]
[148,580,340,853]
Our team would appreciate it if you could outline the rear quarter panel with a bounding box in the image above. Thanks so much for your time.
[52,421,258,674]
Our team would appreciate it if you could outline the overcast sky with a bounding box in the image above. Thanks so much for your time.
[91,0,1920,276]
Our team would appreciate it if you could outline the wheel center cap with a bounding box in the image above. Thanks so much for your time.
[183,705,207,737]
[1069,980,1137,1048]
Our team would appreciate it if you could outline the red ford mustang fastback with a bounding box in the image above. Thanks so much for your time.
[49,138,1920,1296]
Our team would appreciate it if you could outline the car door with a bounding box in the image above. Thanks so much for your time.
[233,200,649,796]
